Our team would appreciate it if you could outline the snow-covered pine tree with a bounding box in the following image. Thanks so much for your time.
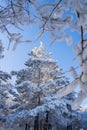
[0,42,11,122]
[0,42,18,130]
[10,43,77,129]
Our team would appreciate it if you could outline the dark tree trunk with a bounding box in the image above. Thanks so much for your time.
[25,124,30,130]
[34,114,39,130]
[43,111,52,130]
[67,124,72,130]
[40,120,43,130]
[37,96,41,105]
[27,124,30,130]
[25,124,27,130]
[46,111,49,123]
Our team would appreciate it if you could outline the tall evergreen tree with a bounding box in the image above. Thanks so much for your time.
[13,43,70,108]
[10,43,77,128]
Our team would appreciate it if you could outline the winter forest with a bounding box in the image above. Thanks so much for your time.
[0,0,87,130]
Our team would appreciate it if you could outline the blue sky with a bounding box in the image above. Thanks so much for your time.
[0,24,80,84]
[0,24,79,73]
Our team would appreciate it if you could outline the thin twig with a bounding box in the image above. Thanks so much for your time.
[11,0,15,16]
[81,26,84,51]
[3,25,11,36]
[42,0,62,29]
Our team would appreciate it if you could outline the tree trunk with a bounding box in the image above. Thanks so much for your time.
[38,96,41,105]
[34,115,39,130]
[25,124,30,130]
[67,124,72,130]
[40,120,43,130]
[25,124,27,130]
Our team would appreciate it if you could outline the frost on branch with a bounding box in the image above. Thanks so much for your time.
[58,79,79,98]
[0,41,4,59]
[56,0,87,109]
[0,0,35,49]
[58,38,87,110]
[0,1,82,48]
[0,0,87,49]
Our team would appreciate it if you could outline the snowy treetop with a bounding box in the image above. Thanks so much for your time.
[28,42,52,60]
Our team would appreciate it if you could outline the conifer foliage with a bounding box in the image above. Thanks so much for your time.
[10,43,76,129]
